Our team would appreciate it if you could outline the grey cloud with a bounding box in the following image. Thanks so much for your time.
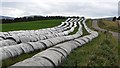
[1,0,119,18]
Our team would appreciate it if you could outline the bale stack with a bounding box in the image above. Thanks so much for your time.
[0,17,99,68]
[7,18,98,68]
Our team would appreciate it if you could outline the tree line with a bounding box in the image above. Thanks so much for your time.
[113,16,120,21]
[1,16,79,24]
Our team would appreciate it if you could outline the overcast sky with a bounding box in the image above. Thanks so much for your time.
[0,0,119,18]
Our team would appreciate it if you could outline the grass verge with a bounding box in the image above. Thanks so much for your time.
[97,19,120,33]
[61,31,118,66]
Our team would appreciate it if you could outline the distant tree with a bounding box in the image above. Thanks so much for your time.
[1,16,67,24]
[113,17,117,21]
[82,17,85,20]
[117,16,120,20]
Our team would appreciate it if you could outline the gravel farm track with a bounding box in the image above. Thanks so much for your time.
[92,20,120,41]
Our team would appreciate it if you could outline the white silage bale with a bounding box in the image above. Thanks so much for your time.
[39,40,53,47]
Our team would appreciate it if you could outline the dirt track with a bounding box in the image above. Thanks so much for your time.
[92,20,119,40]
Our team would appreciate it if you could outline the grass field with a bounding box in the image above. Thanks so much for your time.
[0,19,65,32]
[98,19,120,33]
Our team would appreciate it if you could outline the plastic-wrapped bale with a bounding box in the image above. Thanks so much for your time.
[0,37,4,41]
[66,24,72,30]
[64,26,69,30]
[62,23,69,28]
[65,22,70,27]
[57,33,65,36]
[19,36,29,43]
[50,28,56,31]
[3,32,10,37]
[65,22,69,26]
[69,18,73,22]
[56,37,66,42]
[29,35,38,42]
[32,49,65,66]
[65,18,71,22]
[7,39,17,45]
[1,42,45,60]
[73,24,77,28]
[52,32,59,38]
[39,40,53,48]
[89,34,95,39]
[31,35,39,41]
[28,35,38,41]
[0,41,9,47]
[66,41,79,49]
[11,57,53,67]
[49,47,68,58]
[57,22,65,28]
[92,32,99,37]
[1,47,16,60]
[68,41,81,47]
[0,39,17,47]
[54,42,77,54]
[72,34,80,38]
[80,37,89,43]
[65,35,74,40]
[0,32,5,36]
[18,43,34,53]
[6,35,20,43]
[57,29,64,32]
[67,30,73,34]
[69,27,75,32]
[39,35,47,40]
[56,33,64,37]
[0,48,2,61]
[72,18,77,22]
[27,42,45,50]
[73,18,77,22]
[83,35,93,41]
[45,34,55,39]
[48,37,62,45]
[29,30,35,34]
[0,48,9,60]
[90,33,96,38]
[10,45,24,56]
[63,31,69,35]
[74,39,86,45]
[76,30,83,35]
[62,24,69,29]
[69,22,73,28]
[19,34,39,43]
[6,46,19,57]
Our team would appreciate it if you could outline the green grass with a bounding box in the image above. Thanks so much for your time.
[98,19,120,33]
[1,19,65,32]
[61,31,118,66]
[86,19,92,28]
[118,40,120,67]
